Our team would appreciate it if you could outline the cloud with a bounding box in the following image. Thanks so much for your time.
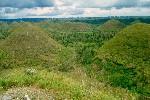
[0,0,54,8]
[1,7,150,18]
[82,7,150,17]
[71,0,150,9]
[113,0,150,9]
[139,0,150,7]
[0,0,150,18]
[0,6,84,18]
[113,0,139,9]
[60,0,117,8]
[1,0,149,9]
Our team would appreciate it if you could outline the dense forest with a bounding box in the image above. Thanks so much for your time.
[0,17,150,99]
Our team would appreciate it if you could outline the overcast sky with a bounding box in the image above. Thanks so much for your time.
[0,0,150,18]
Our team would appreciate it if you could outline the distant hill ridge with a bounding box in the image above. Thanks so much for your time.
[97,19,125,32]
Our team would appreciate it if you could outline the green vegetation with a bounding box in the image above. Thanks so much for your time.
[0,22,11,39]
[0,19,149,99]
[38,21,95,46]
[97,23,150,67]
[38,20,125,47]
[0,68,137,99]
[0,22,75,71]
[97,19,126,32]
[95,23,150,96]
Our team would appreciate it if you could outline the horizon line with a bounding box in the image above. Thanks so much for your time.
[0,16,150,19]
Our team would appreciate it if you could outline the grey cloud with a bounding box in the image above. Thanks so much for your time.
[0,0,54,8]
[113,0,150,9]
[42,9,62,16]
[113,0,139,9]
[139,0,150,7]
[68,0,150,9]
[0,0,150,18]
[66,9,84,15]
[43,12,61,16]
[0,0,150,9]
[0,7,20,18]
[4,8,19,13]
[42,7,84,16]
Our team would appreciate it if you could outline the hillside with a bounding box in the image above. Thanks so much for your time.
[38,21,94,33]
[0,68,137,99]
[37,21,96,46]
[96,23,150,96]
[0,21,147,99]
[0,22,11,39]
[0,22,75,71]
[1,22,61,52]
[97,23,150,67]
[97,19,125,32]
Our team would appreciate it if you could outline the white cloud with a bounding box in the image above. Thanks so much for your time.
[0,0,150,18]
[73,0,118,8]
[82,7,150,17]
[0,0,54,8]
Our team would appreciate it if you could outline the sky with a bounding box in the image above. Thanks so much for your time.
[0,0,150,18]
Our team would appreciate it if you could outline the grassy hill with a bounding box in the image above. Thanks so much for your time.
[97,23,150,68]
[0,22,75,71]
[0,21,146,99]
[0,22,11,39]
[38,21,94,33]
[37,21,97,46]
[0,22,23,40]
[97,19,125,32]
[95,23,150,96]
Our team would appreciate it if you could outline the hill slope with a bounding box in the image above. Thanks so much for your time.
[0,22,11,39]
[98,23,150,67]
[96,23,150,96]
[0,22,75,71]
[0,21,139,99]
[97,19,125,32]
[0,68,137,99]
[38,21,94,33]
